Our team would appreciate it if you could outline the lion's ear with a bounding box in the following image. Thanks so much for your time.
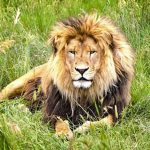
[52,35,66,54]
[47,35,61,54]
[108,32,123,53]
[109,35,115,51]
[109,34,124,61]
[51,36,58,54]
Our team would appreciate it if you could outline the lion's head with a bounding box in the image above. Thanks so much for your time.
[42,14,134,102]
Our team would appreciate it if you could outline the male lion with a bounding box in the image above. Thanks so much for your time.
[0,14,134,138]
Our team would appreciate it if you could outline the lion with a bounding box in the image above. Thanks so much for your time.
[0,14,134,139]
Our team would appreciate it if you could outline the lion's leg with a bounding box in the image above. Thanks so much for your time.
[55,115,112,138]
[55,117,74,140]
[74,114,113,133]
[0,63,47,101]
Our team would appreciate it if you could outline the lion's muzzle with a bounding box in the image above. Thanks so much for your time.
[72,66,93,88]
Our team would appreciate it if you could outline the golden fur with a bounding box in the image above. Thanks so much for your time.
[0,14,134,136]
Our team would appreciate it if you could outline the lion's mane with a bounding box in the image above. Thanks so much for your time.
[26,14,134,126]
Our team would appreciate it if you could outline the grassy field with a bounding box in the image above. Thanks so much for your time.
[0,0,150,149]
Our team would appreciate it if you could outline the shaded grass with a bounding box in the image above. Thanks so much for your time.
[0,97,150,150]
[0,0,150,149]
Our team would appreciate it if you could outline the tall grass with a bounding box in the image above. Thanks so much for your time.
[0,0,149,149]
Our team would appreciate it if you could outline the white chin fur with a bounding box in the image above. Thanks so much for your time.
[73,81,92,88]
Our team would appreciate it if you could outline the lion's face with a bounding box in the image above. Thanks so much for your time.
[65,36,100,89]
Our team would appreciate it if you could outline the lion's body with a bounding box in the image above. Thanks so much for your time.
[0,14,134,135]
[42,14,134,126]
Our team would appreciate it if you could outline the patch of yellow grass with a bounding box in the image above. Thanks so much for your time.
[0,39,15,54]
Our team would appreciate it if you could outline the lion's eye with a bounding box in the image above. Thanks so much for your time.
[68,50,76,59]
[90,51,97,55]
[69,51,76,55]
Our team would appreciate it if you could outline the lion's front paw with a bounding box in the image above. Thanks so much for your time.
[74,121,92,133]
[55,117,74,140]
[74,115,113,134]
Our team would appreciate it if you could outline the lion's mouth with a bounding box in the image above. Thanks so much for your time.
[73,77,92,89]
[78,77,92,81]
[73,77,93,82]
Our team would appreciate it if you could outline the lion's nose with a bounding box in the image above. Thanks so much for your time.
[75,67,89,75]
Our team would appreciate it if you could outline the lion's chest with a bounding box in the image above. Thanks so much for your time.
[46,84,104,127]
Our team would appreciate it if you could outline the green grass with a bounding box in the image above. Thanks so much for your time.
[0,0,150,149]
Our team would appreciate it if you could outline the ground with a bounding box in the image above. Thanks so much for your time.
[0,0,150,149]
